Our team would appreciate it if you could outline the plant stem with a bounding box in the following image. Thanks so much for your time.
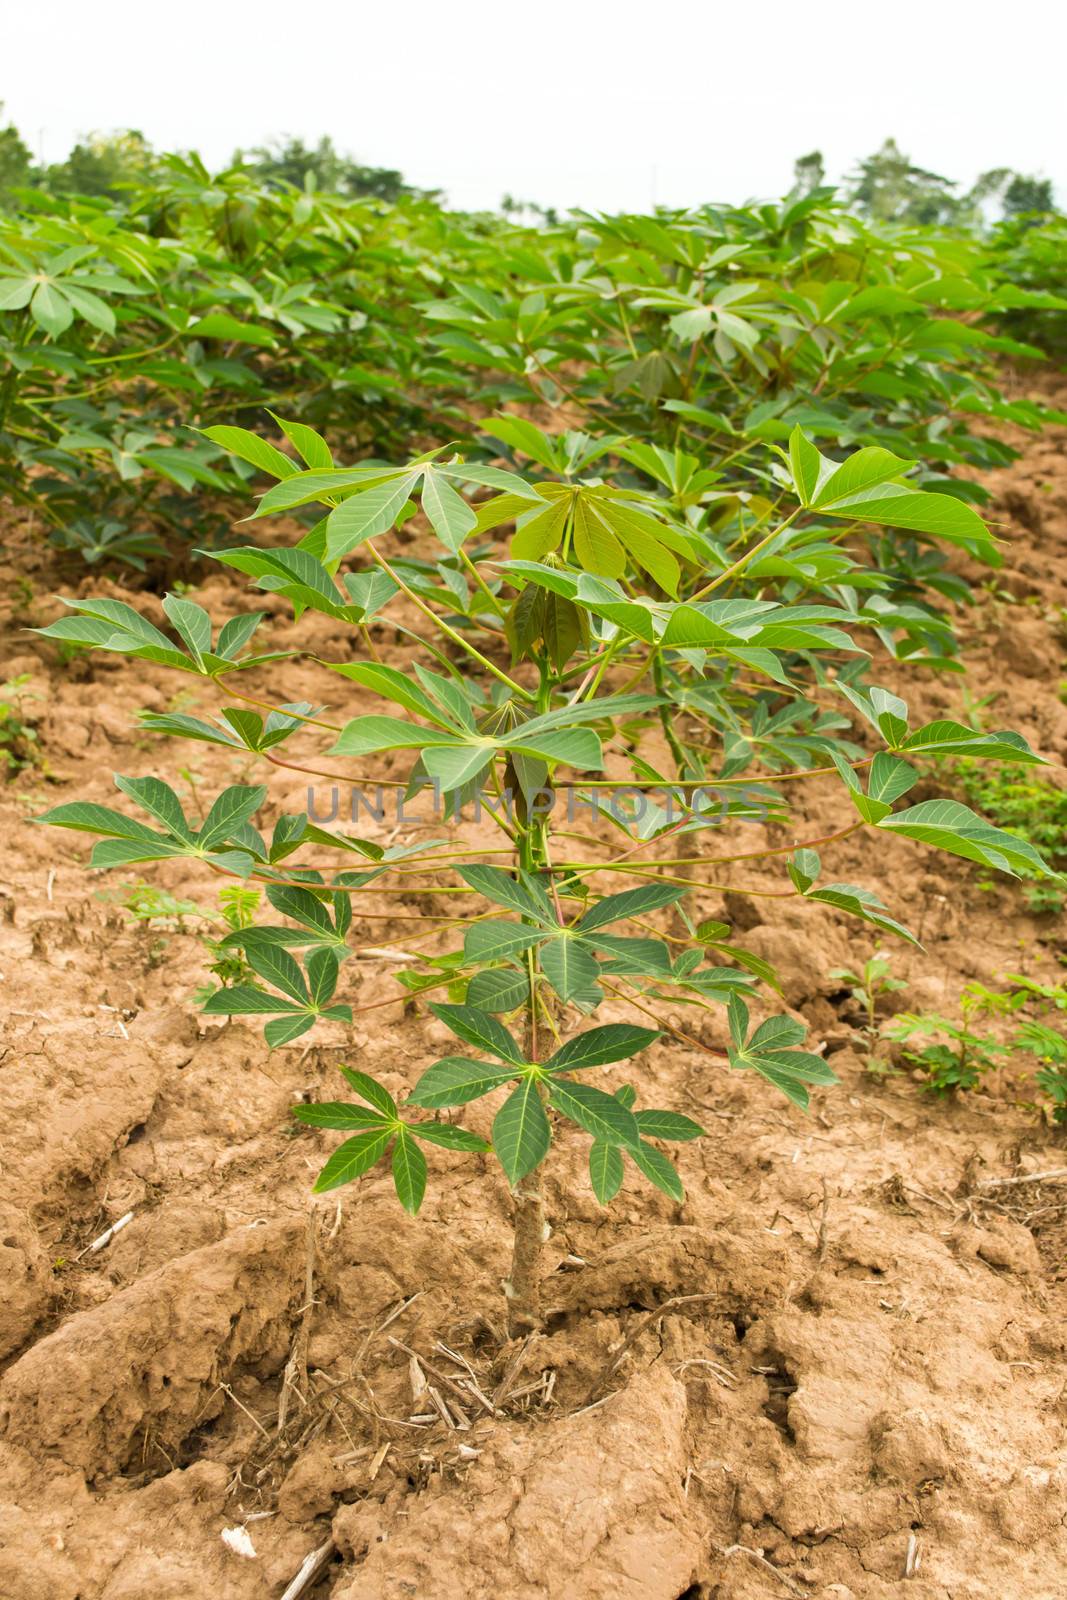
[506,821,550,1335]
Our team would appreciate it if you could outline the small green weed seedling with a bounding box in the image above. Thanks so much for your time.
[193,885,263,1004]
[831,951,908,1033]
[0,675,41,775]
[98,880,215,930]
[885,974,1067,1117]
[953,758,1067,914]
[33,416,1056,1327]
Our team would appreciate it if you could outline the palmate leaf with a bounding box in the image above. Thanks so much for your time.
[483,479,695,592]
[726,993,838,1110]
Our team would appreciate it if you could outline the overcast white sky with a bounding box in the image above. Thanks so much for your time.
[4,0,1064,213]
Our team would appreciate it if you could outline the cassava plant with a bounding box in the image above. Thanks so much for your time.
[33,414,1057,1329]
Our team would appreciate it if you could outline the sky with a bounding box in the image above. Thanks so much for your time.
[4,0,1065,214]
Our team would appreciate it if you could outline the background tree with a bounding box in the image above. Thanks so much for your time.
[846,137,961,225]
[1003,174,1055,216]
[791,149,825,197]
[0,104,33,205]
[234,133,433,203]
[38,129,158,198]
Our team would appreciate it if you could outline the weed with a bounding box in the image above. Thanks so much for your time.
[0,675,41,776]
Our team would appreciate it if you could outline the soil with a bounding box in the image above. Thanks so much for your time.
[0,373,1065,1600]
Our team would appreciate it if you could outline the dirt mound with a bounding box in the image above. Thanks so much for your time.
[0,377,1065,1597]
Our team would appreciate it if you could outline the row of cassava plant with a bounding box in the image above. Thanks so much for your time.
[4,166,1065,611]
[34,415,1057,1327]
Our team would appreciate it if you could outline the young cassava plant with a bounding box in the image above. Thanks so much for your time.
[34,414,1056,1330]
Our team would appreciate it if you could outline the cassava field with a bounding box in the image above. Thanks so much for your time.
[1,137,1066,1599]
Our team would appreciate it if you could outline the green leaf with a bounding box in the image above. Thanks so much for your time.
[877,799,1053,877]
[113,775,192,840]
[421,469,478,552]
[266,412,333,470]
[246,943,310,1004]
[428,1003,526,1064]
[312,1128,393,1193]
[629,1140,684,1202]
[325,474,421,560]
[546,1024,659,1072]
[0,274,35,311]
[549,1079,641,1148]
[807,884,919,946]
[589,1140,624,1204]
[837,683,909,746]
[264,1013,317,1048]
[457,865,554,923]
[576,881,688,933]
[216,611,267,660]
[409,1121,490,1152]
[339,1068,398,1118]
[726,991,749,1050]
[200,425,298,480]
[162,595,212,665]
[391,1128,427,1214]
[635,1110,704,1141]
[325,662,459,728]
[825,483,993,549]
[306,948,340,1006]
[539,936,601,1004]
[31,280,73,336]
[202,985,305,1016]
[464,922,547,963]
[292,1103,390,1130]
[33,800,165,843]
[467,969,530,1012]
[407,1057,518,1108]
[420,744,496,792]
[899,723,1042,764]
[197,785,267,849]
[187,312,276,346]
[492,1077,551,1185]
[330,716,462,757]
[787,426,823,504]
[813,446,916,508]
[504,726,604,772]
